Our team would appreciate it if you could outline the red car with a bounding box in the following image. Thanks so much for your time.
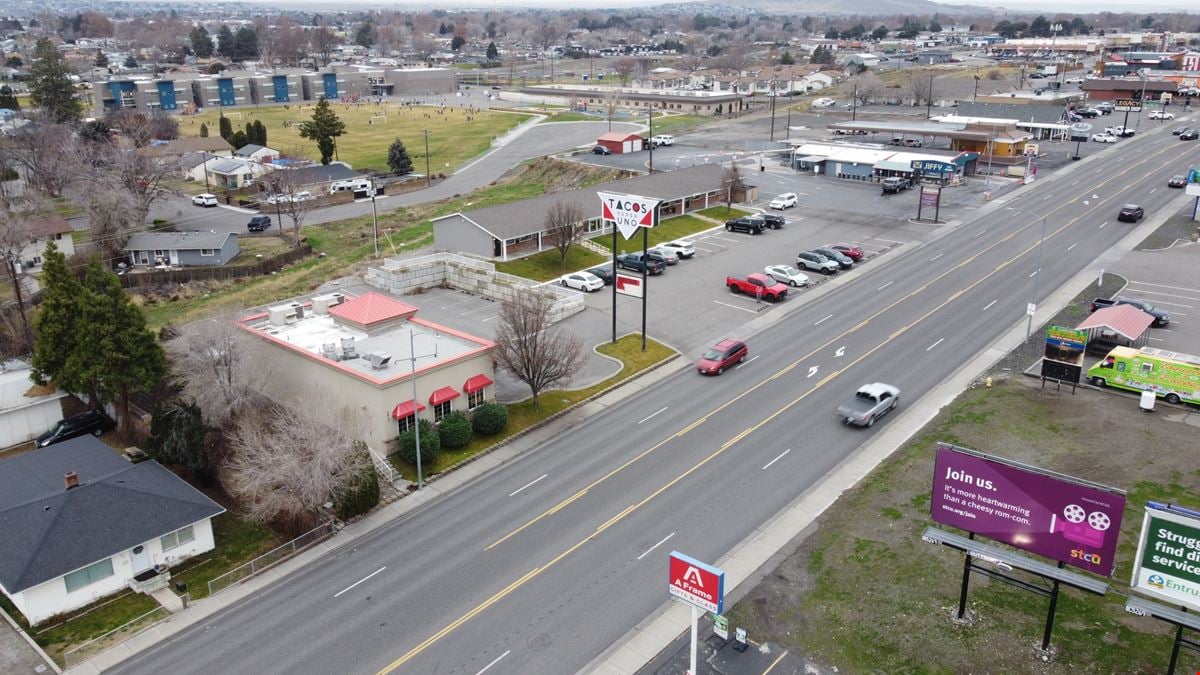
[828,243,864,261]
[697,339,748,376]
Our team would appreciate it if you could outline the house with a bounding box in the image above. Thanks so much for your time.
[271,163,364,193]
[143,137,234,161]
[18,216,76,273]
[234,144,280,165]
[206,158,257,190]
[125,231,240,268]
[0,436,224,625]
[0,362,67,449]
[238,291,497,447]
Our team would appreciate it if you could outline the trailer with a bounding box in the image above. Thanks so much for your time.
[1086,346,1200,406]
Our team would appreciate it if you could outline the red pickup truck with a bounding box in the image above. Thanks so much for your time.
[726,273,788,302]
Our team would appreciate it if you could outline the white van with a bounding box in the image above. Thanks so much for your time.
[330,178,375,195]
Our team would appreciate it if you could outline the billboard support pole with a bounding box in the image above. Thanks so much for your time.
[689,604,699,675]
[956,538,973,619]
[1040,566,1064,651]
[611,222,617,345]
[641,226,648,352]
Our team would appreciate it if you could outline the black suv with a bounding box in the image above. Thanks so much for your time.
[36,410,110,448]
[725,217,765,234]
[757,213,785,229]
[247,215,273,232]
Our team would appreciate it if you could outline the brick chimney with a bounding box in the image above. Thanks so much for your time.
[64,472,79,490]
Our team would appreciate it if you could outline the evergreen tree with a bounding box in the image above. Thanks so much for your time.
[29,38,84,123]
[190,26,214,58]
[216,25,235,59]
[199,122,209,137]
[486,42,499,61]
[0,85,18,110]
[30,244,82,389]
[355,20,375,49]
[298,97,346,165]
[780,51,794,65]
[451,36,466,52]
[245,121,254,143]
[253,119,267,145]
[149,401,208,475]
[94,51,109,68]
[218,114,232,140]
[233,27,258,60]
[124,54,138,69]
[387,138,413,175]
[230,130,247,148]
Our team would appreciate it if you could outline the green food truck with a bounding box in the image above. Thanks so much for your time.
[1087,346,1200,405]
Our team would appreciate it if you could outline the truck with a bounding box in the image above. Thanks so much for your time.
[836,383,900,427]
[616,252,666,275]
[1089,296,1169,327]
[726,273,788,302]
[1087,346,1200,406]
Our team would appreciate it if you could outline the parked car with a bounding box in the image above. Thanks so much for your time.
[645,248,678,266]
[812,246,854,270]
[796,251,839,275]
[1168,175,1187,188]
[1090,296,1169,326]
[36,410,111,448]
[1149,110,1175,120]
[1077,108,1100,118]
[1095,102,1114,114]
[247,215,273,232]
[591,145,612,155]
[726,272,788,302]
[1117,204,1144,222]
[725,217,765,234]
[828,243,864,261]
[1181,129,1199,141]
[587,266,615,284]
[656,240,695,258]
[1105,125,1135,137]
[293,191,315,202]
[757,213,786,229]
[881,177,912,194]
[191,193,218,207]
[650,134,675,146]
[764,264,810,287]
[769,193,798,209]
[616,252,665,275]
[1091,133,1117,143]
[560,271,604,292]
[696,338,748,375]
[836,383,900,427]
[812,98,837,108]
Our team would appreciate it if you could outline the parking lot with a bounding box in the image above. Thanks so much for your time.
[1111,242,1199,354]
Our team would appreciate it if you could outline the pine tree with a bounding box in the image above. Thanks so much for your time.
[94,51,109,68]
[219,114,232,141]
[29,38,84,123]
[487,42,499,61]
[216,25,235,59]
[190,26,214,59]
[230,130,247,148]
[124,54,138,69]
[387,138,413,175]
[199,122,209,137]
[780,51,794,65]
[298,97,346,165]
[254,120,267,146]
[30,243,82,389]
[245,121,254,144]
[0,85,18,110]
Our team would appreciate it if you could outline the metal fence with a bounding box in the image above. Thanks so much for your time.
[62,605,170,668]
[207,520,335,597]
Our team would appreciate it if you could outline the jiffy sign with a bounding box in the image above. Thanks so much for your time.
[599,191,661,241]
[668,551,725,614]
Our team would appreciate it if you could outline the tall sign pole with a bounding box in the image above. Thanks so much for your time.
[669,552,725,675]
[600,192,661,349]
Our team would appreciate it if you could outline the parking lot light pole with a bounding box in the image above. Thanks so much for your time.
[1006,206,1049,341]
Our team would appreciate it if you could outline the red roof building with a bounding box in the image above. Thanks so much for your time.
[596,131,645,154]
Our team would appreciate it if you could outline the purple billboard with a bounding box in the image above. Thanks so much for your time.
[931,443,1126,577]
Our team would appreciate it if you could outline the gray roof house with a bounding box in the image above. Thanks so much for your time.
[276,162,363,192]
[432,164,732,260]
[0,436,224,625]
[125,231,240,268]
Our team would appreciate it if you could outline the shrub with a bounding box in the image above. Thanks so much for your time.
[438,411,472,449]
[397,418,440,465]
[472,403,508,436]
[334,447,380,520]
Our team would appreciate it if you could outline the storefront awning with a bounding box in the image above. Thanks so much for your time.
[463,374,494,394]
[429,387,461,406]
[391,400,427,420]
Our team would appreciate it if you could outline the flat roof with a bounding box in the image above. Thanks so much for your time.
[524,84,741,100]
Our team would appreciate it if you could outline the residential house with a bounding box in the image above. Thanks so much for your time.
[234,144,280,165]
[270,163,364,194]
[143,137,234,161]
[125,231,240,268]
[0,436,224,625]
[18,216,76,273]
[207,158,257,190]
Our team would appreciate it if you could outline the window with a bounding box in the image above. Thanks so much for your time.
[160,524,196,552]
[200,248,215,257]
[468,389,486,409]
[433,400,452,422]
[154,249,165,257]
[1141,362,1154,374]
[397,414,415,433]
[64,558,114,593]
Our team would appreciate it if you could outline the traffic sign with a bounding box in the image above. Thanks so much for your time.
[615,273,643,298]
[599,191,661,240]
[668,551,725,614]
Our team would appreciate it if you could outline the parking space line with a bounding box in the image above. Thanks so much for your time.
[714,300,757,314]
[1123,289,1198,302]
[1127,281,1200,293]
[1147,300,1192,309]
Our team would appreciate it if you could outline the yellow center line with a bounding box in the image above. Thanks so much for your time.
[762,650,790,675]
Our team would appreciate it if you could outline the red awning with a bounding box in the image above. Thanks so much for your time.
[391,400,427,420]
[463,374,494,394]
[429,387,461,406]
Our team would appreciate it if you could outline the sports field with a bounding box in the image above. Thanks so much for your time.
[179,102,529,173]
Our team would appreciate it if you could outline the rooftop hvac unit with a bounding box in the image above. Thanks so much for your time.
[366,351,392,369]
[268,302,304,326]
[321,343,338,360]
[341,337,358,359]
[311,293,346,315]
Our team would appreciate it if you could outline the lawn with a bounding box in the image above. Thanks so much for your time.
[695,205,751,221]
[389,335,676,481]
[592,215,718,254]
[493,246,607,282]
[179,103,529,172]
[649,114,713,134]
[167,512,282,601]
[228,236,293,266]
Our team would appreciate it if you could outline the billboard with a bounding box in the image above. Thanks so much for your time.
[1188,168,1200,198]
[1130,503,1200,611]
[598,191,661,241]
[931,443,1126,577]
[1042,325,1086,383]
[668,551,725,614]
[919,186,940,209]
[1114,97,1143,112]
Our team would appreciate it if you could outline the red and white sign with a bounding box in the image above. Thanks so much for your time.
[599,191,661,241]
[668,551,725,614]
[615,273,643,298]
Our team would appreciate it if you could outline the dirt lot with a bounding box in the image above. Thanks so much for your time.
[725,372,1200,674]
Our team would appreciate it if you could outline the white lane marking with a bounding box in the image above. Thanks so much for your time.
[714,300,757,314]
[1148,336,1166,342]
[1029,269,1040,278]
[814,314,834,325]
[871,237,905,245]
[1071,180,1080,186]
[973,229,986,237]
[983,300,997,311]
[1099,221,1107,229]
[878,281,894,290]
[1126,281,1200,293]
[930,253,943,261]
[694,246,717,253]
[735,355,760,369]
[926,338,945,352]
[1066,243,1077,251]
[1043,194,1053,200]
[835,346,845,357]
[638,407,669,424]
[762,448,792,471]
[475,650,511,675]
[807,366,819,378]
[637,532,676,561]
[1150,188,1157,194]
[509,474,548,497]
[334,567,387,598]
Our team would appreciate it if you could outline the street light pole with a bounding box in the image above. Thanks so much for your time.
[369,174,379,258]
[408,329,438,489]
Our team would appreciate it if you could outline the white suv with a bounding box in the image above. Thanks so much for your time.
[651,135,674,147]
[769,193,798,210]
[191,193,218,207]
[1149,110,1174,120]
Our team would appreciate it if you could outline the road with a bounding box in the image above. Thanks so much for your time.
[109,124,1198,675]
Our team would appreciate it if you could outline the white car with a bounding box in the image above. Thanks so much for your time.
[1091,133,1117,143]
[764,264,810,288]
[812,97,837,108]
[1149,111,1175,120]
[657,240,695,258]
[650,134,675,147]
[192,193,218,207]
[560,271,604,292]
[769,193,798,210]
[264,193,287,205]
[293,191,315,202]
[648,245,683,264]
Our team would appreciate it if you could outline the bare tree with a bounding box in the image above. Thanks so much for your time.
[254,17,279,72]
[310,24,338,67]
[78,137,178,230]
[80,189,139,264]
[2,118,76,197]
[494,290,584,407]
[722,161,746,208]
[675,50,704,74]
[0,196,40,342]
[907,73,933,107]
[264,167,316,247]
[715,45,751,75]
[224,394,370,534]
[410,33,438,62]
[533,19,561,51]
[613,57,637,86]
[273,17,308,67]
[164,314,274,429]
[603,87,621,131]
[853,72,885,106]
[545,200,583,263]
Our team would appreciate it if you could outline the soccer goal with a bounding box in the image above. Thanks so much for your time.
[369,114,387,125]
[224,111,242,120]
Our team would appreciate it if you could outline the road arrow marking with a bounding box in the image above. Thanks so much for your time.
[835,346,845,357]
[807,366,819,378]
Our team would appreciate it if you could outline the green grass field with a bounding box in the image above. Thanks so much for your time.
[179,103,528,172]
[593,215,719,254]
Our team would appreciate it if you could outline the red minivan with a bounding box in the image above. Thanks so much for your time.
[697,339,748,376]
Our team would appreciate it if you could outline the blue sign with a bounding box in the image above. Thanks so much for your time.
[911,159,958,174]
[1189,167,1200,184]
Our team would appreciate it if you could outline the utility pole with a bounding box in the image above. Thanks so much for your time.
[926,74,934,118]
[648,106,654,173]
[369,174,380,258]
[423,129,431,187]
[769,80,777,141]
[851,82,857,122]
[785,107,792,140]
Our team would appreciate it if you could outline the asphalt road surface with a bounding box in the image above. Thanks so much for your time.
[109,122,1198,675]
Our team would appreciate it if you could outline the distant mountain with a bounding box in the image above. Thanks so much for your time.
[672,0,990,17]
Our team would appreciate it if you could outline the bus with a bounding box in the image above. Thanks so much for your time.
[1087,346,1200,406]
